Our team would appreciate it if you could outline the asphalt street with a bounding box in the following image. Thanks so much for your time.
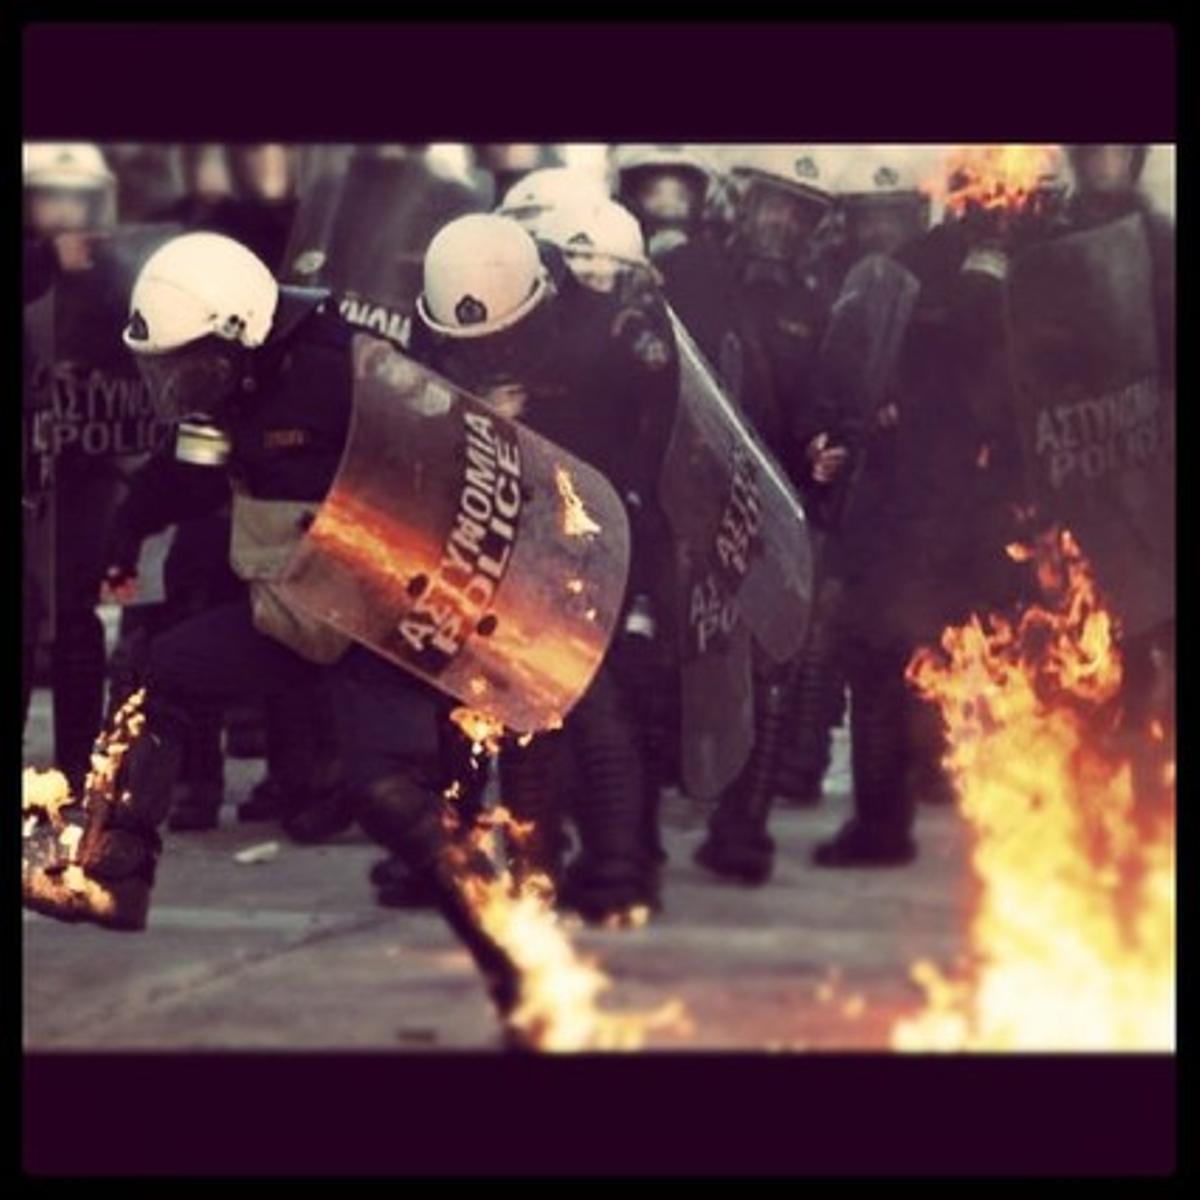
[23,666,973,1052]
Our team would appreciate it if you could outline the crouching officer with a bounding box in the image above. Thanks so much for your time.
[23,232,453,930]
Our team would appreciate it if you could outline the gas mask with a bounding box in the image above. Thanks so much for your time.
[627,169,702,242]
[24,187,108,239]
[843,196,928,260]
[133,336,248,466]
[741,184,823,264]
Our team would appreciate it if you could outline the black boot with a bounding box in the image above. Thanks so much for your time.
[813,818,916,867]
[814,643,917,869]
[694,662,788,885]
[558,667,659,924]
[282,785,355,844]
[23,718,182,931]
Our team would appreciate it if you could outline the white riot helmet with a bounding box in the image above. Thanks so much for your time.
[23,142,114,191]
[497,167,610,235]
[612,144,717,240]
[726,145,836,263]
[726,145,838,208]
[538,198,648,293]
[832,147,932,257]
[123,232,279,355]
[23,142,116,234]
[417,213,550,339]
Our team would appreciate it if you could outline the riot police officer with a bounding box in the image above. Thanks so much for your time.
[22,143,127,795]
[495,166,611,236]
[23,232,457,931]
[410,213,678,922]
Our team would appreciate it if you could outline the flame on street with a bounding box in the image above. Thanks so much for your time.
[890,530,1175,1051]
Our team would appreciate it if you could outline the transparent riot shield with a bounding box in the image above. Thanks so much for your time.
[660,307,814,662]
[657,308,814,798]
[278,334,631,734]
[282,147,486,347]
[1006,212,1175,634]
[26,223,182,463]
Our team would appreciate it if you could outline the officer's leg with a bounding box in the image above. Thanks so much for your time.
[328,650,518,1008]
[814,636,917,867]
[280,680,356,843]
[24,597,318,930]
[606,626,671,865]
[499,730,568,890]
[903,687,956,808]
[50,466,120,794]
[1121,621,1176,820]
[158,517,234,832]
[559,660,659,922]
[773,574,847,806]
[331,647,455,902]
[369,702,492,901]
[693,646,786,885]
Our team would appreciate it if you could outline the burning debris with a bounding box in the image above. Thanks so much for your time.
[891,530,1175,1051]
[932,143,1064,219]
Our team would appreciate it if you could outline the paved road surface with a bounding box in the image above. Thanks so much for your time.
[23,680,972,1051]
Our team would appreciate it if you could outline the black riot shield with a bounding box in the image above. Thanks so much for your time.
[815,252,922,529]
[819,252,922,431]
[1006,213,1175,634]
[658,308,815,798]
[24,223,183,463]
[282,148,486,348]
[278,335,631,734]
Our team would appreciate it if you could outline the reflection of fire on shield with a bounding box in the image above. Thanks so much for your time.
[278,335,631,733]
[657,309,814,799]
[1005,212,1174,635]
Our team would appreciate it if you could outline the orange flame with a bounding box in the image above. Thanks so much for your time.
[23,690,151,910]
[449,705,507,757]
[555,466,602,538]
[929,144,1064,218]
[449,801,690,1051]
[891,530,1175,1050]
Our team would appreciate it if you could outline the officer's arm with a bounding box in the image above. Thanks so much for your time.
[109,446,231,566]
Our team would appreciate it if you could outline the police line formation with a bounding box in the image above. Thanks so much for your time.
[21,143,1175,948]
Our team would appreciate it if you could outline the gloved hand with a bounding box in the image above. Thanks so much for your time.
[807,432,850,484]
[100,524,143,604]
